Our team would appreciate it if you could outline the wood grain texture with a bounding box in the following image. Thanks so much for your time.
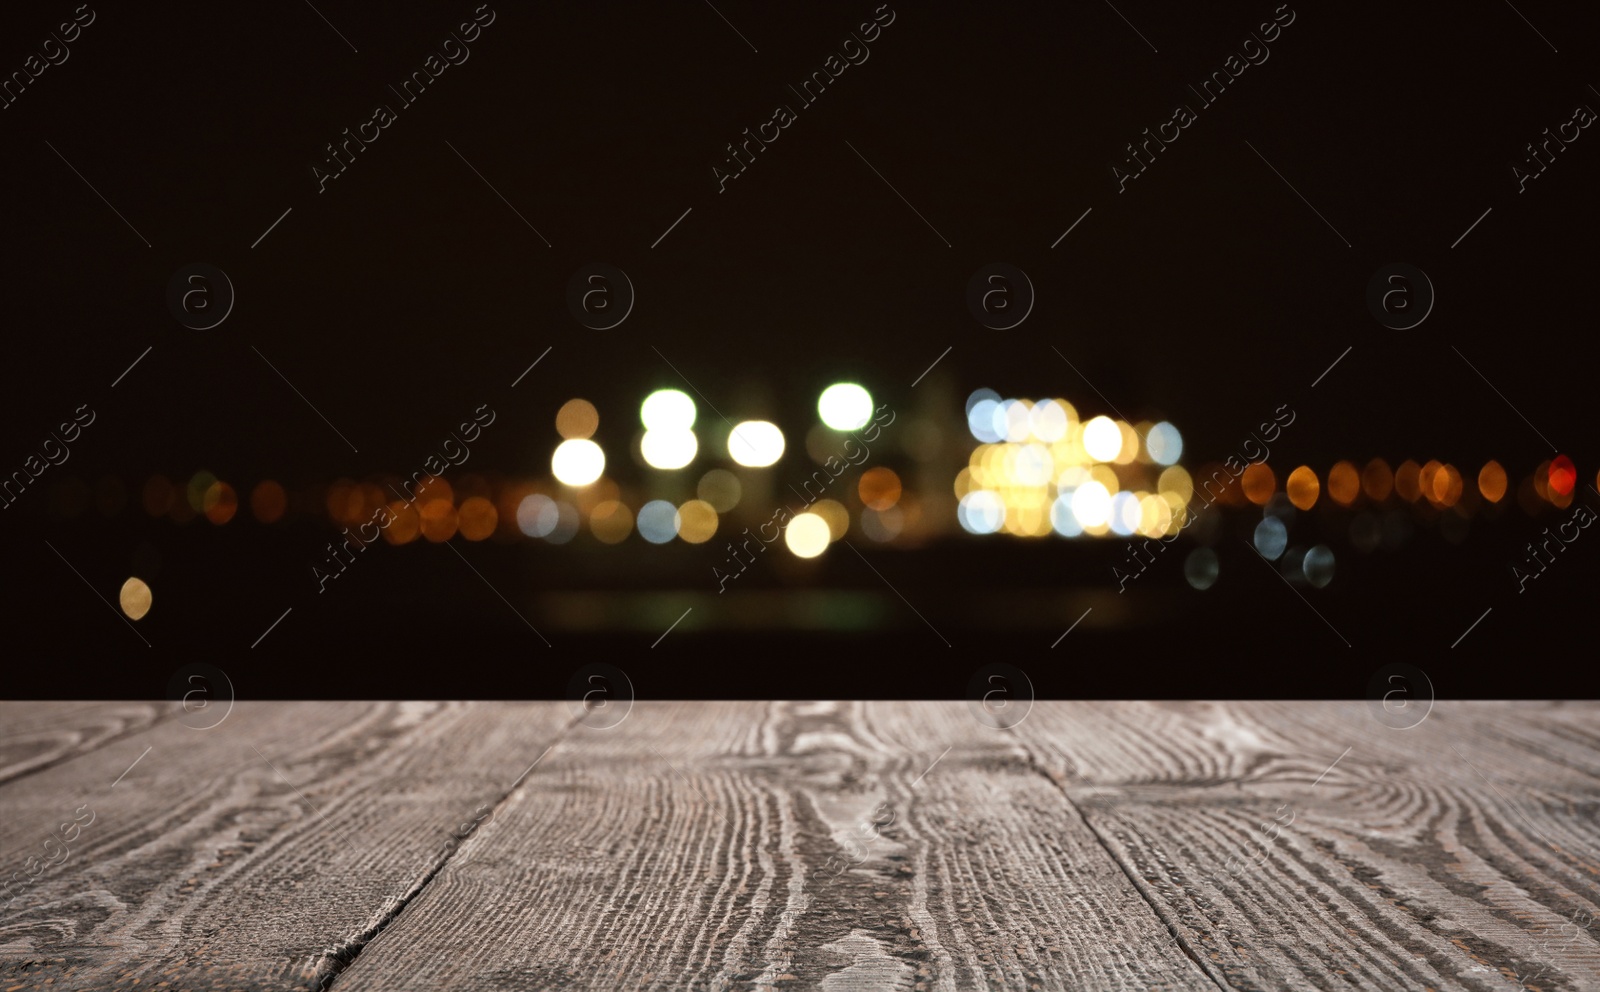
[0,701,573,992]
[1010,702,1600,991]
[1,702,1595,991]
[332,701,1214,991]
[0,702,170,789]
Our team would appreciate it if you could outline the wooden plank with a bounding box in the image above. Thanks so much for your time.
[0,701,572,991]
[1014,702,1600,991]
[332,700,1214,991]
[0,702,169,789]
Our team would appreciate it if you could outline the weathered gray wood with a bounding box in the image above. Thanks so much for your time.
[2,702,1595,992]
[0,702,170,789]
[1011,702,1600,990]
[0,701,573,991]
[332,701,1214,991]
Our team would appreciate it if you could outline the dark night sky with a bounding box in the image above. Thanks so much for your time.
[1,1,1596,698]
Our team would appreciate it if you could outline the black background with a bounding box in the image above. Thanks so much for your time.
[0,1,1595,699]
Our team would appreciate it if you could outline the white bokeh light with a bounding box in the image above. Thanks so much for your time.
[641,389,696,431]
[727,421,785,467]
[551,439,605,486]
[818,382,873,431]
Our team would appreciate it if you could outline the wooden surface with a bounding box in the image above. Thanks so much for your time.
[0,702,1596,991]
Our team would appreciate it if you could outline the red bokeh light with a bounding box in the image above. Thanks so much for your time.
[1549,455,1576,497]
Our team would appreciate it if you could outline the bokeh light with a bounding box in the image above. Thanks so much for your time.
[1287,466,1320,511]
[1030,400,1070,443]
[862,506,903,542]
[1082,416,1122,463]
[457,496,497,541]
[858,467,902,511]
[818,382,873,431]
[1253,517,1288,559]
[727,421,784,467]
[785,512,831,557]
[967,397,1003,443]
[119,577,152,620]
[958,490,1005,534]
[517,494,559,538]
[697,469,742,512]
[203,481,237,525]
[1302,545,1335,587]
[675,499,719,544]
[637,500,679,544]
[1327,462,1359,506]
[811,499,850,540]
[383,501,420,544]
[1145,422,1183,465]
[641,389,696,431]
[555,398,599,440]
[1479,460,1507,503]
[1185,548,1219,590]
[419,498,457,542]
[590,500,633,544]
[1362,459,1393,502]
[552,438,606,486]
[546,501,580,544]
[251,481,286,523]
[1050,494,1083,537]
[1395,460,1421,502]
[1071,481,1112,527]
[1241,464,1276,505]
[1549,455,1577,497]
[641,429,697,470]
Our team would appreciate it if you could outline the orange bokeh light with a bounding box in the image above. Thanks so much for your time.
[1327,462,1358,506]
[1478,461,1507,503]
[203,481,237,524]
[1362,459,1393,502]
[1394,460,1421,502]
[1287,465,1321,510]
[858,467,903,511]
[457,496,498,541]
[251,480,287,523]
[419,498,458,542]
[143,475,174,517]
[383,501,420,545]
[1241,463,1276,505]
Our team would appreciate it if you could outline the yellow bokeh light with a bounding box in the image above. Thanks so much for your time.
[1158,465,1193,503]
[811,498,850,540]
[119,577,152,621]
[590,500,633,544]
[675,499,719,544]
[555,399,599,440]
[697,469,741,512]
[785,512,831,558]
[1113,421,1140,465]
